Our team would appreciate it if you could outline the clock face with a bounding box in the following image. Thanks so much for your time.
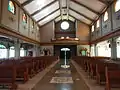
[61,21,69,30]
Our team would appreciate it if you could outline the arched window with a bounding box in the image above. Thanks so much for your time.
[9,46,15,58]
[115,0,120,12]
[97,20,100,28]
[104,11,108,21]
[91,25,94,32]
[0,44,7,59]
[8,0,15,14]
[22,13,27,24]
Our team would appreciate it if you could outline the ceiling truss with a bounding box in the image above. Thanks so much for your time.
[16,0,113,26]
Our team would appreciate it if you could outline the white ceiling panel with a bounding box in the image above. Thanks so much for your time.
[33,1,59,21]
[69,10,91,24]
[75,0,106,12]
[70,1,97,19]
[17,0,28,4]
[61,0,67,7]
[39,10,60,26]
[24,0,55,14]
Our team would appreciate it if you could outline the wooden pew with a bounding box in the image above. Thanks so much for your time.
[0,56,57,89]
[105,65,120,90]
[0,65,17,90]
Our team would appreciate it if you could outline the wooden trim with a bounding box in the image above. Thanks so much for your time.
[40,41,89,46]
[55,31,75,34]
[0,24,40,44]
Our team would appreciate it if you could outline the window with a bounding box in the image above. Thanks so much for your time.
[91,25,94,32]
[0,44,7,59]
[8,0,15,14]
[9,46,15,58]
[116,37,120,58]
[20,48,25,57]
[115,0,120,12]
[104,11,108,21]
[91,45,95,56]
[61,21,70,30]
[96,41,111,57]
[22,13,27,24]
[96,20,100,28]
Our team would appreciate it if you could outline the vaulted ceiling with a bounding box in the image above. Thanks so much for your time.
[16,0,113,26]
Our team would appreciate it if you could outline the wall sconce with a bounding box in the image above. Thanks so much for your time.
[61,37,64,39]
[75,38,79,40]
[66,36,69,39]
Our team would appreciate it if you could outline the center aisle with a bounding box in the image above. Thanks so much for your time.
[34,60,89,90]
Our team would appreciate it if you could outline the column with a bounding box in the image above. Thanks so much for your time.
[7,48,10,58]
[14,39,20,58]
[94,44,97,56]
[111,38,117,59]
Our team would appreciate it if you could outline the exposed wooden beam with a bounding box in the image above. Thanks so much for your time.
[59,0,63,20]
[69,15,90,26]
[31,0,58,16]
[98,0,109,5]
[39,15,60,28]
[21,0,34,6]
[37,8,60,23]
[70,8,94,21]
[71,0,100,15]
